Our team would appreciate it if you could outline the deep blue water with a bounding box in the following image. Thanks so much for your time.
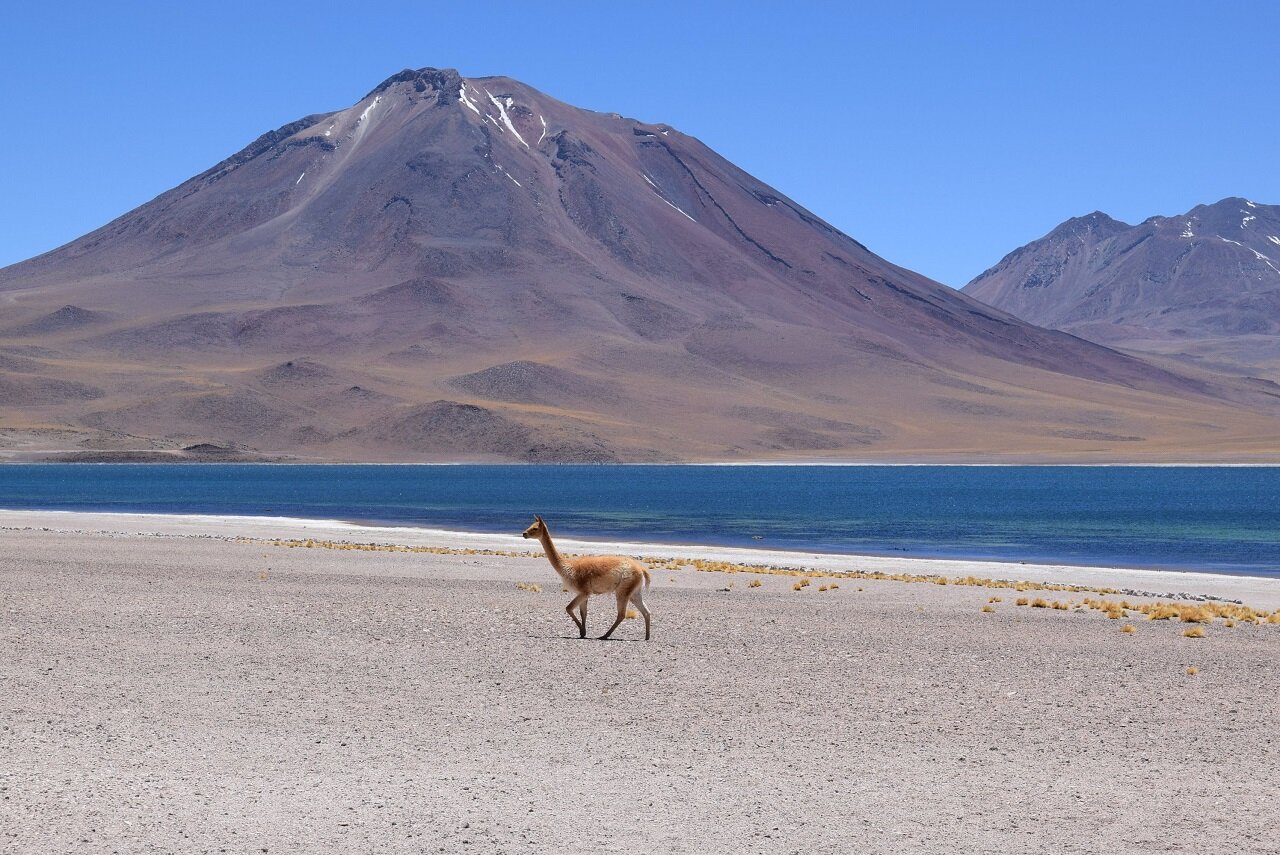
[0,464,1278,577]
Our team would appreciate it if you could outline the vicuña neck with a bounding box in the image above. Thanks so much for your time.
[538,529,567,577]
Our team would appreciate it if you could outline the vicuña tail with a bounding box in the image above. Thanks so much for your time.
[642,568,651,589]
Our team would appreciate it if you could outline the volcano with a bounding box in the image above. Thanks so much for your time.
[1,68,1276,462]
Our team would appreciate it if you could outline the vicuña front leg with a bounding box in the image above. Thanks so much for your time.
[565,594,587,638]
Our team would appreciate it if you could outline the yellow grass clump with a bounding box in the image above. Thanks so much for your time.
[1015,597,1030,606]
[748,579,763,588]
[1031,598,1049,608]
[818,584,829,592]
[1121,624,1135,634]
[515,582,542,593]
[830,583,839,590]
[792,578,812,591]
[988,596,1003,603]
[625,608,639,619]
[981,605,995,613]
[1139,603,1232,624]
[1186,666,1198,675]
[1182,626,1206,638]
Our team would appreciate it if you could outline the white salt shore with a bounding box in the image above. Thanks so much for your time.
[2,508,1278,608]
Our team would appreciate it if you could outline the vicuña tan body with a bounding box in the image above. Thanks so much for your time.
[522,515,652,640]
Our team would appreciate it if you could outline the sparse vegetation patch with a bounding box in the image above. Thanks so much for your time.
[238,537,1280,635]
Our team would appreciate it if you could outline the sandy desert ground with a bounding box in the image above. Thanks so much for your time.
[2,512,1278,854]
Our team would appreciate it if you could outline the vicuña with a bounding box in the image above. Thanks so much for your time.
[522,515,652,641]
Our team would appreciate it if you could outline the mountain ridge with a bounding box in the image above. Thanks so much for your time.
[963,197,1280,379]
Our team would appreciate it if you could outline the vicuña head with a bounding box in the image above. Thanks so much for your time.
[522,515,547,541]
[522,515,652,641]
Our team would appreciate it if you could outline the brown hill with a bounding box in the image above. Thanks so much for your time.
[1,69,1277,462]
[963,199,1280,379]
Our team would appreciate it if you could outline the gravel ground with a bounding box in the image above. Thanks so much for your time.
[2,526,1278,854]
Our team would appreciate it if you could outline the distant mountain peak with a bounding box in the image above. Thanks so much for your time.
[1049,211,1129,239]
[964,197,1280,375]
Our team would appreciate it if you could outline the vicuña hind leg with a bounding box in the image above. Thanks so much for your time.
[565,593,587,638]
[599,585,635,640]
[630,588,652,641]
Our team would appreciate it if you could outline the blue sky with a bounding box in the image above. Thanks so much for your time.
[2,1,1277,286]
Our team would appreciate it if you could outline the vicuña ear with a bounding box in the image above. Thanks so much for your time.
[535,515,544,523]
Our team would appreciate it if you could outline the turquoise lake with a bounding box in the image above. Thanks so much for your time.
[0,464,1277,577]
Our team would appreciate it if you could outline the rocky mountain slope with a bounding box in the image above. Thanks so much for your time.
[964,198,1280,379]
[1,69,1277,462]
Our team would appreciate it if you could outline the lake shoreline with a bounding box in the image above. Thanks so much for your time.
[5,508,1279,608]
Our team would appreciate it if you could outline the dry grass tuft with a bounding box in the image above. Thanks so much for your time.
[625,608,639,619]
[981,604,995,613]
[1182,626,1206,638]
[1121,624,1136,634]
[1224,619,1235,628]
[818,584,829,592]
[1015,597,1030,606]
[1031,598,1049,608]
[792,578,812,591]
[515,582,542,593]
[988,596,1003,603]
[748,579,763,588]
[1179,607,1212,624]
[1186,666,1198,675]
[830,583,840,590]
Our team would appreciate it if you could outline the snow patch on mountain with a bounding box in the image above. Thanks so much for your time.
[486,90,528,147]
[458,85,481,116]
